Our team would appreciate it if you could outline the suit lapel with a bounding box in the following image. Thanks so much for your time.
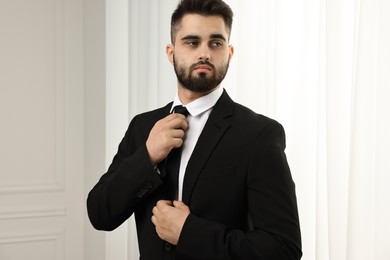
[182,90,234,204]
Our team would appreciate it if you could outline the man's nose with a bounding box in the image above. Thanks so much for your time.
[198,44,211,61]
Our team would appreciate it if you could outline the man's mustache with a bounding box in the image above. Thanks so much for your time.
[190,61,215,71]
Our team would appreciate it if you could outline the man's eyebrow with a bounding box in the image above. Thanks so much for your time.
[210,34,227,41]
[181,35,201,41]
[180,34,227,42]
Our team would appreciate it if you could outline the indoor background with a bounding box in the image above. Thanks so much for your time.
[0,0,389,259]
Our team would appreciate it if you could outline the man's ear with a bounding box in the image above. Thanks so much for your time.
[166,44,174,64]
[228,44,234,61]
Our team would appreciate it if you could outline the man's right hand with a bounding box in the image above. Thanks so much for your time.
[146,113,188,166]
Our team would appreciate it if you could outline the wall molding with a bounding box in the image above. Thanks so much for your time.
[0,230,65,260]
[0,230,64,244]
[0,0,65,195]
[0,183,64,194]
[0,207,67,220]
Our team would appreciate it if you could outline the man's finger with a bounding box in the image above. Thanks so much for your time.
[156,200,173,208]
[151,215,157,225]
[173,200,184,207]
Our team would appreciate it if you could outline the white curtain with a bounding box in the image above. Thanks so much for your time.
[105,0,390,259]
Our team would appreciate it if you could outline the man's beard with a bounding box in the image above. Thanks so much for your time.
[173,56,230,93]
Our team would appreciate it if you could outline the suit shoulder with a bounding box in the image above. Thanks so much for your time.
[232,102,281,128]
[230,103,287,149]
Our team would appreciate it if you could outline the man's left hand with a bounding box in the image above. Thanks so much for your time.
[151,200,190,245]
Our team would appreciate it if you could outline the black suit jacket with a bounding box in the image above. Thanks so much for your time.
[87,90,302,260]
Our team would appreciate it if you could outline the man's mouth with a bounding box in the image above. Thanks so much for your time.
[193,64,213,74]
[195,65,211,70]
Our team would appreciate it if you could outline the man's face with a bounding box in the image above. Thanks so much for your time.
[167,14,234,93]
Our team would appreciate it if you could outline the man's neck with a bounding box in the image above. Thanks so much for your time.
[177,84,219,105]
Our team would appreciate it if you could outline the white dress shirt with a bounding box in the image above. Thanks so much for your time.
[170,86,224,201]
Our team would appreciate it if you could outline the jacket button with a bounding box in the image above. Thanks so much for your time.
[164,242,172,252]
[136,191,143,198]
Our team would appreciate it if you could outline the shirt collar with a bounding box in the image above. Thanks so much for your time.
[170,86,224,116]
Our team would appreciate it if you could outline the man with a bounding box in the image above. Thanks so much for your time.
[87,0,302,259]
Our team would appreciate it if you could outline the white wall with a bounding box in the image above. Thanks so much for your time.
[0,0,85,259]
[84,0,106,259]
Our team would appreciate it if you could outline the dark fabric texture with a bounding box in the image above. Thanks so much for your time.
[87,90,302,260]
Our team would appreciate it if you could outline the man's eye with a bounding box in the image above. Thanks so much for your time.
[186,41,198,47]
[211,41,223,47]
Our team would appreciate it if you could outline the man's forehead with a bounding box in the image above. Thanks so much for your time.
[177,14,229,39]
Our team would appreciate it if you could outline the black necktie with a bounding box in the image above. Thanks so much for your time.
[173,105,189,117]
[166,105,189,200]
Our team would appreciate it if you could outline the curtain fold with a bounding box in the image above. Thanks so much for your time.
[104,0,390,259]
[347,0,390,259]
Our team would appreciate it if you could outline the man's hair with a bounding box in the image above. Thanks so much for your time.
[170,0,233,43]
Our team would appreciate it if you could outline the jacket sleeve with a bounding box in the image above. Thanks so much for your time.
[86,116,163,231]
[175,122,302,260]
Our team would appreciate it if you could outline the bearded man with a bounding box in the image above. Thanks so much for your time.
[87,0,302,259]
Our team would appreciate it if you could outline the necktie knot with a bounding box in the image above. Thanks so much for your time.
[173,105,189,117]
